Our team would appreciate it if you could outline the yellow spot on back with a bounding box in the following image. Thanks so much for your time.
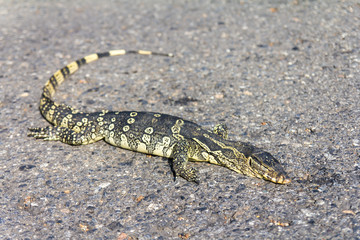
[171,126,180,134]
[73,126,80,133]
[109,123,114,130]
[127,118,135,124]
[130,112,138,117]
[123,125,130,132]
[142,134,151,144]
[176,119,184,125]
[61,117,69,127]
[144,127,153,134]
[99,110,108,116]
[154,113,161,117]
[163,136,171,147]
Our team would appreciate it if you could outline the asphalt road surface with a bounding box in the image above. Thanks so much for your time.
[1,1,359,239]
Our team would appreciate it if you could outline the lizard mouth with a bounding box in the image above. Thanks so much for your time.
[261,171,291,184]
[248,152,291,184]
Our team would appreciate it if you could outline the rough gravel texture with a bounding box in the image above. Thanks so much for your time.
[1,1,359,239]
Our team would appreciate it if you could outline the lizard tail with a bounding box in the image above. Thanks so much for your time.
[42,50,173,99]
[39,50,173,125]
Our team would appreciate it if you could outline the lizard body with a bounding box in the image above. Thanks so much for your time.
[28,50,291,184]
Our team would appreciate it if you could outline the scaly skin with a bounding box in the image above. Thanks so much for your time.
[28,50,291,184]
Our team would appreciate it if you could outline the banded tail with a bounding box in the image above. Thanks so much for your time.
[39,50,173,125]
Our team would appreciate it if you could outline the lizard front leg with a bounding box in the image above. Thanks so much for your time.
[213,123,228,139]
[171,139,200,183]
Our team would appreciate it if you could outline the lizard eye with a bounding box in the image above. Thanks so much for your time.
[251,152,280,167]
[248,153,268,175]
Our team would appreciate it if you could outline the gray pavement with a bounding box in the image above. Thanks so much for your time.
[1,1,359,239]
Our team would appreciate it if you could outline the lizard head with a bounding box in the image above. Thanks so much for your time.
[194,134,291,184]
[246,151,291,184]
